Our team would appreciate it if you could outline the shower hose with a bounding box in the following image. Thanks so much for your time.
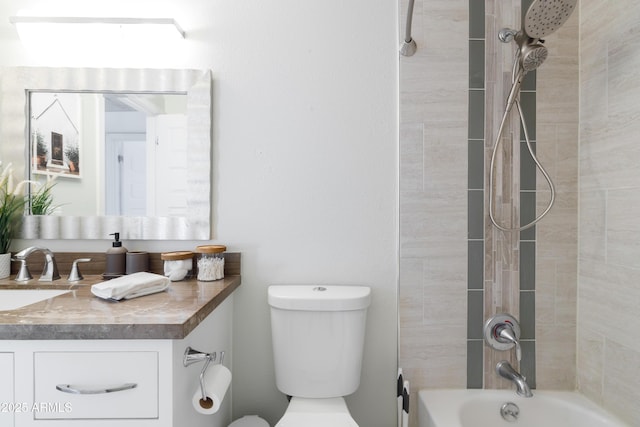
[489,50,556,232]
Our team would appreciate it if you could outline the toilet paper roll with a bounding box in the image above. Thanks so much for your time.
[192,364,232,415]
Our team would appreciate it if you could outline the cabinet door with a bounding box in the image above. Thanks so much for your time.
[0,353,14,426]
[34,351,158,420]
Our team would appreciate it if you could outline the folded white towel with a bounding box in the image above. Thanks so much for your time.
[91,272,170,301]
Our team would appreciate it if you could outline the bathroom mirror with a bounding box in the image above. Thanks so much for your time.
[0,67,212,240]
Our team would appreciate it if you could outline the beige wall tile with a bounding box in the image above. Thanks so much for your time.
[536,324,576,389]
[400,123,425,192]
[578,9,640,420]
[534,0,579,391]
[604,340,640,424]
[579,190,607,262]
[399,0,468,415]
[400,324,467,388]
[399,258,425,327]
[607,189,640,269]
[577,329,604,402]
[579,260,640,354]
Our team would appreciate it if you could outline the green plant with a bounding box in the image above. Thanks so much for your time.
[34,132,49,168]
[0,163,27,254]
[30,176,58,215]
[64,145,79,168]
[35,132,47,157]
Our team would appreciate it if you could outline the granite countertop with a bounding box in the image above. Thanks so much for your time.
[0,275,241,340]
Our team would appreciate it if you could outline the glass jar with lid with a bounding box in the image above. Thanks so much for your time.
[161,251,194,281]
[195,245,226,281]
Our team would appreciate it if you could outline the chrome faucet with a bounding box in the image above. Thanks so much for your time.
[13,247,61,282]
[496,360,533,398]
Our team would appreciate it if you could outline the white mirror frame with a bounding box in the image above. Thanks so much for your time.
[0,67,212,240]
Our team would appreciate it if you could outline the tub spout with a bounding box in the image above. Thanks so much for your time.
[496,360,533,398]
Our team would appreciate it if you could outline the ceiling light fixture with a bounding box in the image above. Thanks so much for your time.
[9,16,185,44]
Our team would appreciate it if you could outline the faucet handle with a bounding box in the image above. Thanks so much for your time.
[483,314,522,358]
[68,258,91,282]
[11,258,32,282]
[495,323,522,361]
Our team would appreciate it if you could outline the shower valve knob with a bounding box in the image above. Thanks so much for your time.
[483,314,521,352]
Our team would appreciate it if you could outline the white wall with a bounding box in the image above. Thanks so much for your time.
[0,1,398,426]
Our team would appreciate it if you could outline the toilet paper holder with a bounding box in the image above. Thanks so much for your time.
[183,346,225,401]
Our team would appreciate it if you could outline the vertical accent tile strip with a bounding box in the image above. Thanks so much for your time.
[469,0,485,39]
[468,190,484,240]
[467,290,485,340]
[519,291,536,339]
[469,40,485,89]
[468,240,484,290]
[519,242,536,291]
[468,91,485,139]
[476,0,538,389]
[519,0,537,387]
[467,340,484,389]
[468,140,485,190]
[467,0,485,388]
[519,340,536,389]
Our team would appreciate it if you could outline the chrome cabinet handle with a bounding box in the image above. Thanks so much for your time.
[56,383,137,395]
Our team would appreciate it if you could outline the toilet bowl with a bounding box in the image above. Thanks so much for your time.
[268,285,371,427]
[229,415,269,427]
[276,397,357,427]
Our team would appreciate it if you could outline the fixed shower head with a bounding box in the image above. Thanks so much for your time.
[523,0,577,39]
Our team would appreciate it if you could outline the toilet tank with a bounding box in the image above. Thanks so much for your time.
[268,285,371,398]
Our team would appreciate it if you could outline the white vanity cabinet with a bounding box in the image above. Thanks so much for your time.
[33,351,159,420]
[2,295,233,427]
[0,352,14,426]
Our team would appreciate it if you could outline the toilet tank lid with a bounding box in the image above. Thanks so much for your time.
[268,285,371,311]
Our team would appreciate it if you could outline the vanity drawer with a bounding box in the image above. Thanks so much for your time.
[34,351,158,420]
[0,353,14,426]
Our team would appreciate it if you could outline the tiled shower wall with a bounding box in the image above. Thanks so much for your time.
[399,3,468,427]
[469,0,578,392]
[400,1,578,425]
[578,2,640,424]
[467,0,539,390]
[533,2,578,389]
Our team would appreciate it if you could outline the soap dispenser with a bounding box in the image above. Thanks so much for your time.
[105,232,128,278]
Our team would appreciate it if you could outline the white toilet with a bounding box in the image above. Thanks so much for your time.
[229,415,269,427]
[268,285,371,427]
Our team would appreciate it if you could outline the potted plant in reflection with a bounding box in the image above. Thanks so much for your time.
[65,145,79,174]
[34,131,48,169]
[0,162,28,279]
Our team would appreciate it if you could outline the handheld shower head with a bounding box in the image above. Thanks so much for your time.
[520,42,548,72]
[501,32,549,74]
[523,0,577,39]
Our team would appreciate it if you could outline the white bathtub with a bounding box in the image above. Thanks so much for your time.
[419,389,628,427]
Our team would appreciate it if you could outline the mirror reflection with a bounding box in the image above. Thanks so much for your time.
[0,67,212,240]
[29,91,188,217]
